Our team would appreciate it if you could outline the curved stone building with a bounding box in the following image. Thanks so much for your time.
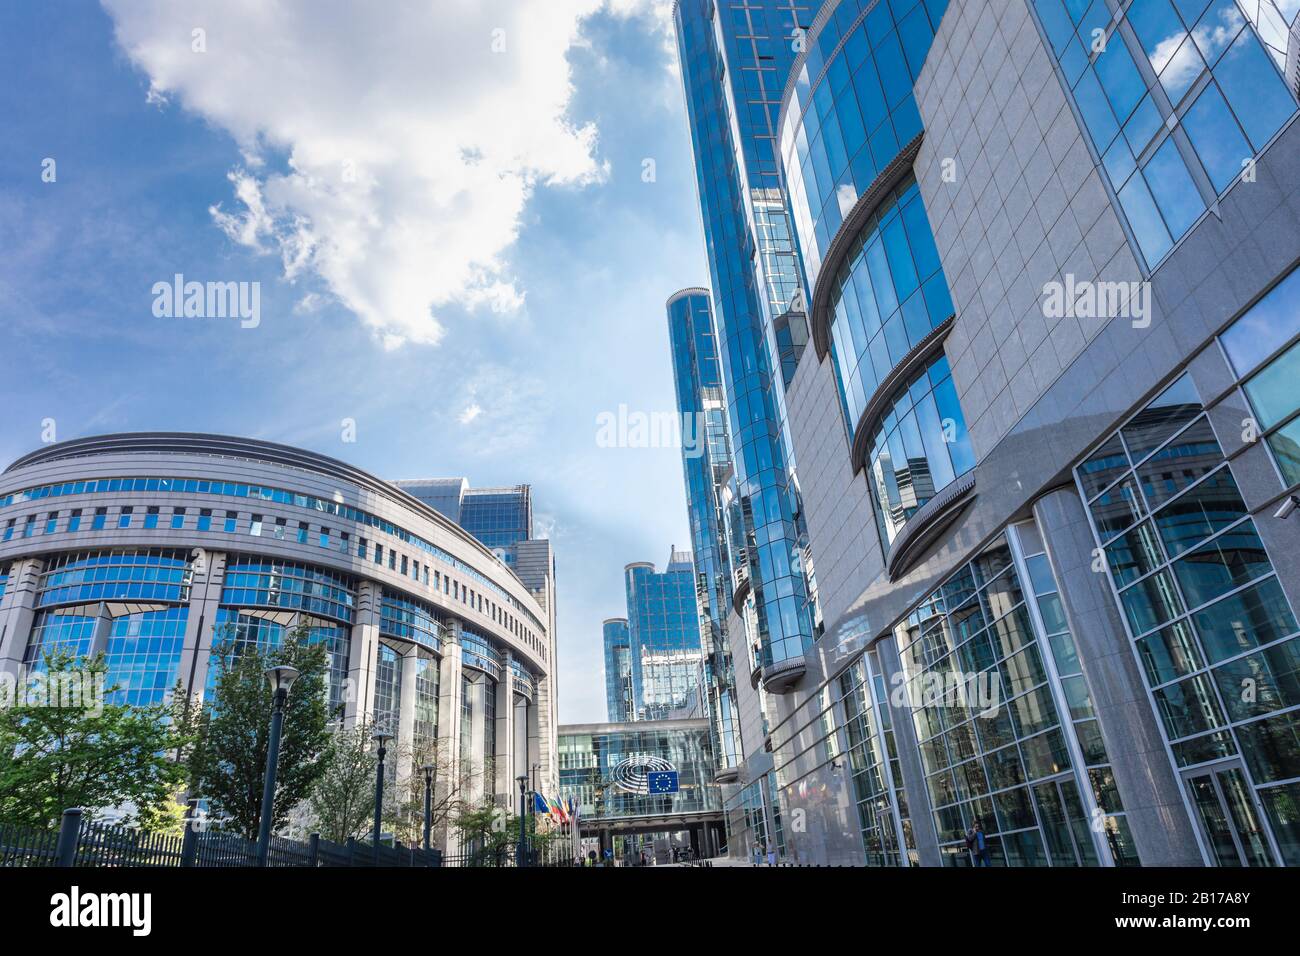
[0,433,558,813]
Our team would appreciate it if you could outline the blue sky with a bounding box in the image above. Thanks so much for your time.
[0,0,706,722]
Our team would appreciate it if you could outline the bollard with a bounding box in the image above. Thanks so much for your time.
[55,808,83,867]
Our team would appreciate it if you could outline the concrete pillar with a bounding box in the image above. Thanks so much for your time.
[527,677,543,790]
[533,671,555,793]
[874,632,944,867]
[494,652,517,804]
[1032,486,1203,866]
[395,643,419,789]
[0,557,44,682]
[344,580,382,729]
[177,550,227,701]
[513,694,529,782]
[436,622,465,854]
[89,602,113,657]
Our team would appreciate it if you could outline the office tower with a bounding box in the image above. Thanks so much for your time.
[624,551,706,721]
[666,288,745,776]
[674,0,1300,867]
[396,476,558,785]
[603,617,634,722]
[675,0,823,692]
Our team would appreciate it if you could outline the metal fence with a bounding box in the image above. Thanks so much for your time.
[0,820,58,867]
[1,810,571,868]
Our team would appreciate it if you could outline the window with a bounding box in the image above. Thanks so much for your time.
[249,514,263,536]
[1075,370,1300,864]
[864,352,975,547]
[224,511,237,533]
[68,509,82,532]
[171,507,186,530]
[118,507,133,529]
[197,509,212,532]
[144,506,159,529]
[1030,0,1299,270]
[44,512,58,535]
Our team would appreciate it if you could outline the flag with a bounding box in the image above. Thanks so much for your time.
[533,792,548,814]
[647,770,679,794]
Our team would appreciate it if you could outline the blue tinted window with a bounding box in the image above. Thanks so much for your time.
[1219,265,1300,375]
[1118,174,1173,264]
[1143,139,1205,238]
[1182,82,1253,191]
[1214,27,1296,150]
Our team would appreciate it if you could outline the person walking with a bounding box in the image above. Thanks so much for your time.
[966,820,991,867]
[765,842,777,867]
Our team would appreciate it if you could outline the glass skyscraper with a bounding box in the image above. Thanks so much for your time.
[603,617,634,722]
[674,0,823,685]
[624,552,706,721]
[665,0,1300,868]
[458,486,533,550]
[666,288,744,773]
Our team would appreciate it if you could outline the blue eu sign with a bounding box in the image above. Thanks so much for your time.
[647,770,679,794]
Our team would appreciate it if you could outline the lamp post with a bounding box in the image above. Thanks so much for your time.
[516,773,529,868]
[256,664,299,867]
[421,763,436,852]
[372,730,393,864]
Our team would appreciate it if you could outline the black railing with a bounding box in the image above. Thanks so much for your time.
[0,820,59,867]
[0,810,440,868]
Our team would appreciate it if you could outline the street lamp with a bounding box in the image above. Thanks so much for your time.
[372,729,393,864]
[421,763,436,852]
[516,773,529,868]
[255,664,299,867]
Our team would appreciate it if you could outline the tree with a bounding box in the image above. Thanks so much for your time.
[453,801,515,863]
[0,652,189,831]
[308,722,377,843]
[381,736,475,847]
[186,625,333,839]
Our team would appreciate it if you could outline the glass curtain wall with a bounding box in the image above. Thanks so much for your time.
[1076,364,1300,865]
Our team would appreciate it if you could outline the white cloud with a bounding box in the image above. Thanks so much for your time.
[102,0,668,346]
[458,403,483,425]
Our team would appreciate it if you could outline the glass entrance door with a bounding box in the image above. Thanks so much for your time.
[1183,763,1275,866]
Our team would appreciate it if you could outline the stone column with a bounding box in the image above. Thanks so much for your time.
[395,643,419,791]
[177,550,227,701]
[1032,486,1203,866]
[0,557,45,682]
[513,694,529,782]
[533,671,556,793]
[436,622,465,854]
[88,602,114,657]
[494,652,517,804]
[344,580,382,729]
[527,678,543,791]
[874,633,944,867]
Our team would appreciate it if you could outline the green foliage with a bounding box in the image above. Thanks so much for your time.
[453,801,516,860]
[0,652,190,831]
[308,722,378,843]
[186,625,333,839]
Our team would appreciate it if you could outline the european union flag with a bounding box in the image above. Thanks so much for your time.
[647,770,679,794]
